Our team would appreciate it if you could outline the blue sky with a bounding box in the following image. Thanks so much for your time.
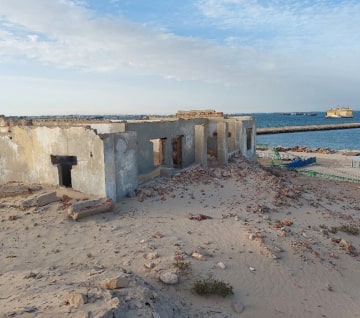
[0,0,359,115]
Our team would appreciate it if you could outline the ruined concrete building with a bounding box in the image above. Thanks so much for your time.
[0,111,256,202]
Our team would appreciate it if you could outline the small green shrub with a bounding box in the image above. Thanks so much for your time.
[330,226,338,234]
[173,261,191,271]
[337,225,359,236]
[193,275,234,297]
[330,225,359,235]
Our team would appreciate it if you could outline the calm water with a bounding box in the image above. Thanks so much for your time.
[241,111,360,150]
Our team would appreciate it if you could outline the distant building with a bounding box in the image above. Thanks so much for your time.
[0,111,256,201]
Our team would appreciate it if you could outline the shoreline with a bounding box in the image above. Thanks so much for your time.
[256,146,360,183]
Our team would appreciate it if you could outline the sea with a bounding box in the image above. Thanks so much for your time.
[24,110,360,151]
[243,111,360,151]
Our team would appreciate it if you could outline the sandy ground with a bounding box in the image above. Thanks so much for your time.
[1,151,360,318]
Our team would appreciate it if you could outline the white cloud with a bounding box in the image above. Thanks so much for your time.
[196,0,360,53]
[0,0,256,85]
[0,0,360,114]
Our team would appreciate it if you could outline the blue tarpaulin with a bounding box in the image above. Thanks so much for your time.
[283,157,316,169]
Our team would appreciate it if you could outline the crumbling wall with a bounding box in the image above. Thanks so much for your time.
[125,119,200,174]
[0,126,106,197]
[207,117,256,161]
[176,110,223,119]
[89,122,126,134]
[232,116,256,158]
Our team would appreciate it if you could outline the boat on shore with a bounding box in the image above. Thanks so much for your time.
[326,107,353,118]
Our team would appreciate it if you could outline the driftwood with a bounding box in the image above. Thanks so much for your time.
[67,198,115,220]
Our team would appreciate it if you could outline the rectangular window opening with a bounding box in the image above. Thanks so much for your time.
[246,128,252,150]
[150,138,166,166]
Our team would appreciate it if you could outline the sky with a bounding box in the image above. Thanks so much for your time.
[0,0,360,116]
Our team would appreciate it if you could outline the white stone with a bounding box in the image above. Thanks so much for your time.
[65,293,88,307]
[109,297,121,308]
[232,302,245,314]
[99,276,130,290]
[144,252,159,260]
[192,252,204,260]
[144,262,155,269]
[217,262,226,269]
[159,271,179,285]
[248,233,256,240]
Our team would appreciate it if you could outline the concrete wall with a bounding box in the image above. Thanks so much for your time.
[0,114,257,201]
[125,119,200,174]
[0,126,107,197]
[231,116,256,158]
[102,132,138,201]
[89,122,126,134]
[207,117,256,161]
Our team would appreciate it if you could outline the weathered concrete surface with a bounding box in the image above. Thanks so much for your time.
[232,116,256,158]
[67,197,115,220]
[125,119,206,174]
[195,124,208,167]
[1,113,257,201]
[217,122,229,165]
[0,126,106,198]
[20,191,59,210]
[160,167,173,178]
[102,132,138,202]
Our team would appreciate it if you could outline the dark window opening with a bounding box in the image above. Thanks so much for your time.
[246,128,252,150]
[51,155,77,188]
[172,135,183,169]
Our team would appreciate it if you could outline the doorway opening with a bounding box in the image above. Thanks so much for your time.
[172,135,183,169]
[150,138,166,166]
[246,128,252,150]
[51,155,77,187]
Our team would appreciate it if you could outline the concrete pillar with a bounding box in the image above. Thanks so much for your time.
[236,121,244,155]
[217,122,228,165]
[164,138,173,167]
[103,132,138,202]
[240,120,256,159]
[228,120,238,153]
[233,119,241,152]
[249,120,256,157]
[195,124,208,167]
[103,135,117,201]
[115,132,138,200]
